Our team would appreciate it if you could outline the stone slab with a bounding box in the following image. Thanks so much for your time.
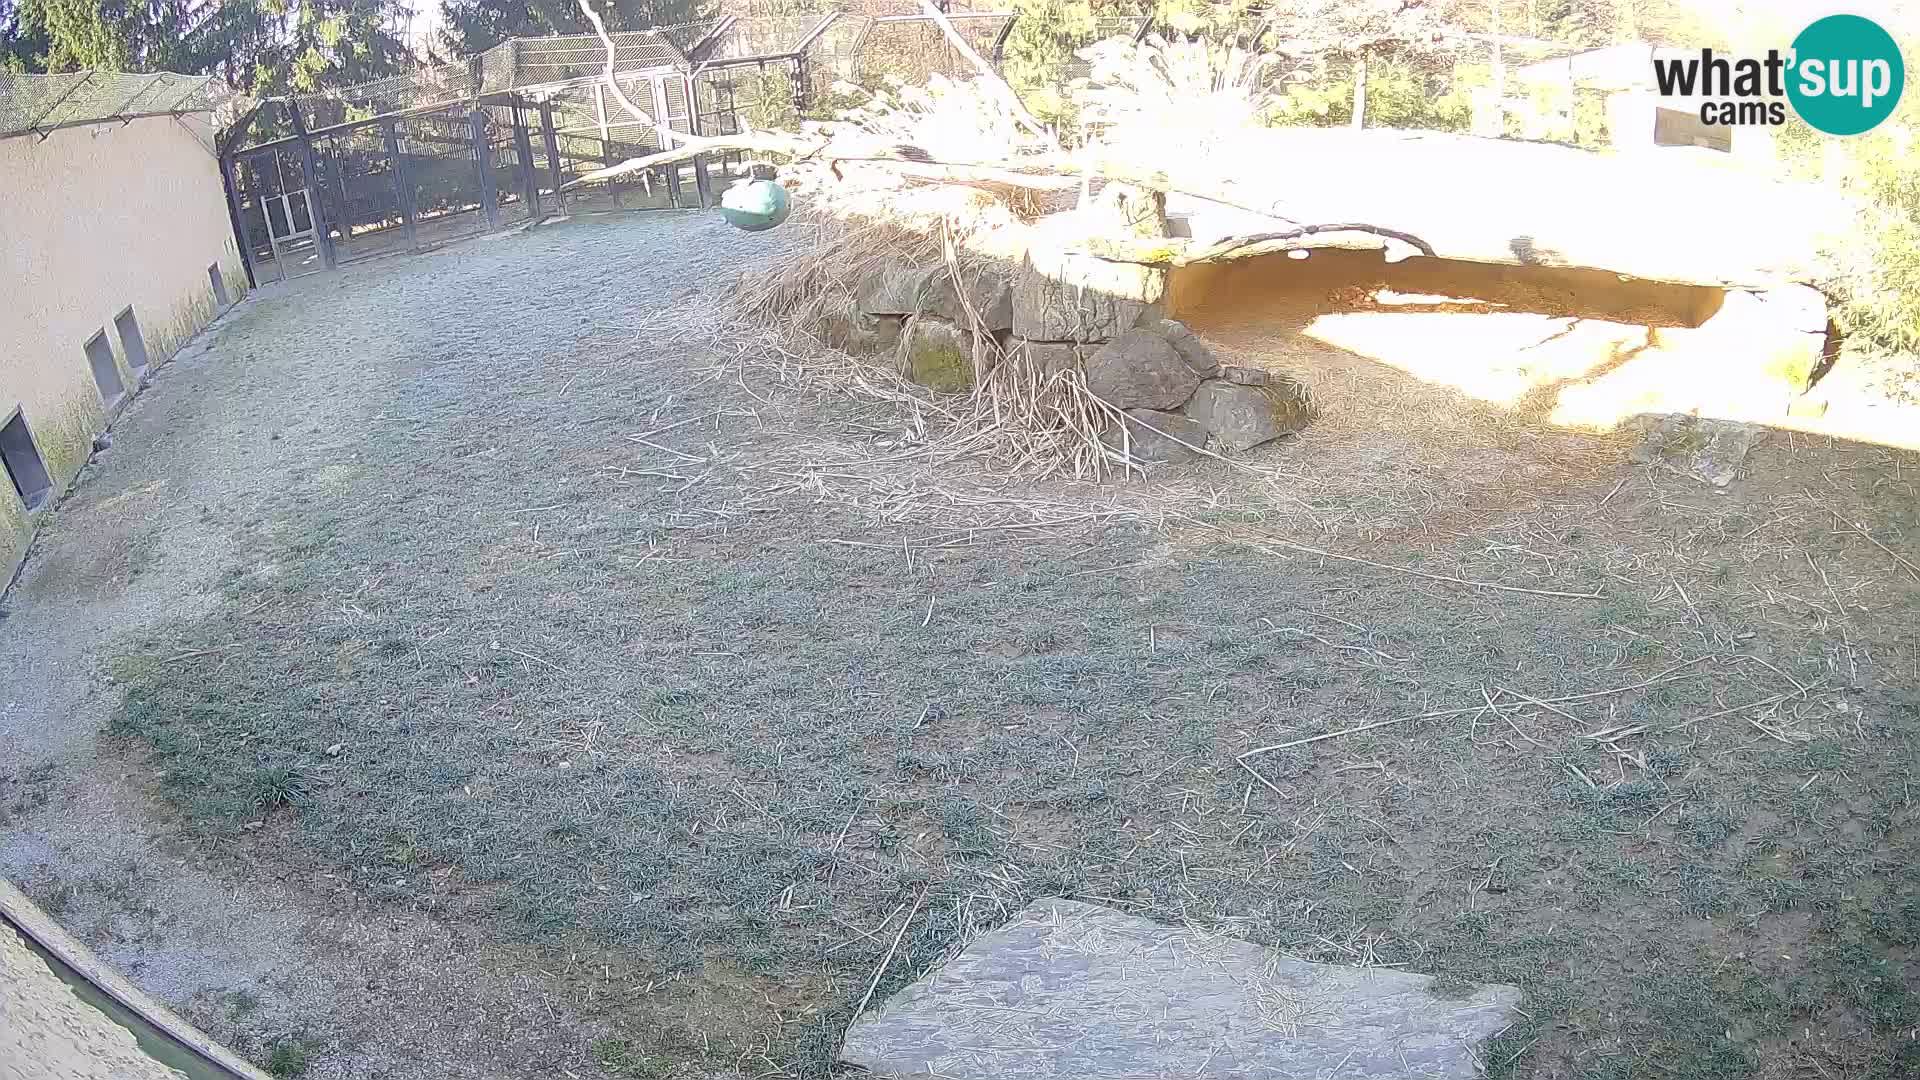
[842,899,1520,1080]
[858,260,934,316]
[1013,213,1168,343]
[1628,413,1766,488]
[1147,318,1221,378]
[923,266,1015,334]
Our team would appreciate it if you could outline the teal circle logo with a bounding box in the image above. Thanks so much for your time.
[1787,13,1905,136]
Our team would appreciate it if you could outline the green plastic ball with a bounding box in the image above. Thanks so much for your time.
[719,178,791,233]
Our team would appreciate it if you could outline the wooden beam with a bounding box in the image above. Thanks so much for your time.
[2,877,275,1080]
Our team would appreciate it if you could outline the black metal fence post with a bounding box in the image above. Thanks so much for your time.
[538,101,565,214]
[383,119,419,252]
[219,150,259,289]
[512,104,540,216]
[287,103,337,270]
[470,109,500,229]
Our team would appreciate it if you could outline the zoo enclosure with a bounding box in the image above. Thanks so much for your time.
[221,12,1035,285]
[219,11,1595,285]
[224,26,726,284]
[220,11,1062,283]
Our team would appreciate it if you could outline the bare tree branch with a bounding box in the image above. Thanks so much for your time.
[576,0,691,147]
[562,130,822,189]
[912,0,1061,153]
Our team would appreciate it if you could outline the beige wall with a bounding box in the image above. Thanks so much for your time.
[0,115,245,582]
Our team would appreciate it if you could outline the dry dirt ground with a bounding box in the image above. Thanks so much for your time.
[2,209,1918,1080]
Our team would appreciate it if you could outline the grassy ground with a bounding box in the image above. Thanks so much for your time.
[99,218,1920,1078]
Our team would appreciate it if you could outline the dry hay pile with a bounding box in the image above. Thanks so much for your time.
[727,212,1126,483]
[716,70,1144,484]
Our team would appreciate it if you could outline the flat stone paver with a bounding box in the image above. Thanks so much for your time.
[842,899,1520,1079]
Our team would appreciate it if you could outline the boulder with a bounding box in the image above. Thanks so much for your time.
[1102,408,1206,464]
[1628,413,1765,488]
[841,898,1521,1080]
[1011,340,1085,380]
[1013,213,1168,342]
[820,311,903,356]
[1085,330,1201,410]
[902,317,975,393]
[1184,377,1314,452]
[1146,318,1220,377]
[1219,364,1271,386]
[1714,288,1831,392]
[1011,256,1164,342]
[1755,283,1831,335]
[922,266,1014,333]
[1787,395,1828,419]
[858,260,933,316]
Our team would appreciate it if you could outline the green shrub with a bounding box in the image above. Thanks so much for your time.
[1779,100,1920,357]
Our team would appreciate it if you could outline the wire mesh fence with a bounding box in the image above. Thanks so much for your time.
[0,70,219,141]
[209,8,1641,284]
[283,23,720,136]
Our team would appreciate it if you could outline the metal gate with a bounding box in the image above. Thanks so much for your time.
[235,146,327,283]
[226,69,727,283]
[228,101,581,282]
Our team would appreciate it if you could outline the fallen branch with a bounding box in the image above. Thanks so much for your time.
[563,131,822,189]
[829,155,1081,191]
[853,887,925,1018]
[1195,524,1602,599]
[1182,221,1437,261]
[1238,657,1715,761]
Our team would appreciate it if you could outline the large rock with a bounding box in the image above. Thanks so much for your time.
[1628,413,1765,487]
[841,899,1520,1080]
[901,317,975,393]
[820,311,903,356]
[1085,330,1200,410]
[1089,182,1169,239]
[1012,256,1165,342]
[1147,318,1221,377]
[1013,212,1168,342]
[858,260,933,316]
[1711,288,1831,392]
[922,266,1014,333]
[1010,340,1086,380]
[1184,377,1314,452]
[1755,283,1830,335]
[1102,408,1206,464]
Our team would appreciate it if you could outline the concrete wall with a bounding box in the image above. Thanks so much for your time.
[0,115,245,583]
